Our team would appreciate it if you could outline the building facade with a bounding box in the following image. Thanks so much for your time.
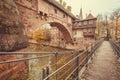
[73,13,97,41]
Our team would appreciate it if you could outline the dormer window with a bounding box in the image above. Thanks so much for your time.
[89,20,93,24]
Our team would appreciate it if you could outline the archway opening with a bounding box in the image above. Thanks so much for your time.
[31,22,72,47]
[50,22,72,42]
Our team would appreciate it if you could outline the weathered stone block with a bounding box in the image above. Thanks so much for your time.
[0,0,28,51]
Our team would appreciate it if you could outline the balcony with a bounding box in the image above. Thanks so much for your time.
[83,32,95,37]
[73,24,96,30]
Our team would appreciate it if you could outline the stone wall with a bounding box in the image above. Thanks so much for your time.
[0,0,28,79]
[0,0,28,51]
[0,55,28,80]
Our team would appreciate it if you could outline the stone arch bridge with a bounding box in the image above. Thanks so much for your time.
[16,0,76,43]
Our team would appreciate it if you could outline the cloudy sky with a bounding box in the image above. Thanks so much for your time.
[56,0,120,18]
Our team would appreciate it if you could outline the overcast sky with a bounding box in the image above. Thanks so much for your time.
[56,0,120,18]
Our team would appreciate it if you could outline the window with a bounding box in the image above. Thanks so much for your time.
[40,11,43,15]
[54,9,57,14]
[44,13,48,21]
[78,22,82,26]
[63,14,65,18]
[83,29,87,32]
[74,22,78,27]
[83,21,87,25]
[88,29,92,32]
[39,11,43,20]
[89,20,93,24]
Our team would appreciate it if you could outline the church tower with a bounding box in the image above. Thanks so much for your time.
[79,8,83,20]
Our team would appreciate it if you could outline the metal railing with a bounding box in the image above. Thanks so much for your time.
[109,39,120,57]
[0,39,103,80]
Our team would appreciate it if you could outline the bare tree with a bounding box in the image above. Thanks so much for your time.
[96,14,105,38]
[112,8,120,20]
[110,8,120,39]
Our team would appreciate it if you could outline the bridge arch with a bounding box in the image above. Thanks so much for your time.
[49,22,72,43]
[35,22,73,43]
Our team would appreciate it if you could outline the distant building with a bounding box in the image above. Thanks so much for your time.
[73,11,97,40]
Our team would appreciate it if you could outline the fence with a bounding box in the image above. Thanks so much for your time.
[109,39,120,57]
[0,39,103,80]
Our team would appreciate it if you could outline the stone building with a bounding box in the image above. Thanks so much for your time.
[16,0,76,43]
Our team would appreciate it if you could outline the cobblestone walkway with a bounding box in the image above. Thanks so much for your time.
[82,41,120,80]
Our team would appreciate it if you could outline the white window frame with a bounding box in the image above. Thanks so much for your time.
[83,21,87,25]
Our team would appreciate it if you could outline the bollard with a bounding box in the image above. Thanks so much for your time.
[74,53,79,80]
[42,68,45,80]
[46,67,49,80]
[55,52,58,80]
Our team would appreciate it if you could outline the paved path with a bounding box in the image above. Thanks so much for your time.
[82,41,120,80]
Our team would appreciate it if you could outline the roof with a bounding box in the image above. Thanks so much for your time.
[86,13,95,19]
[73,13,97,22]
[46,0,76,19]
[74,18,97,23]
